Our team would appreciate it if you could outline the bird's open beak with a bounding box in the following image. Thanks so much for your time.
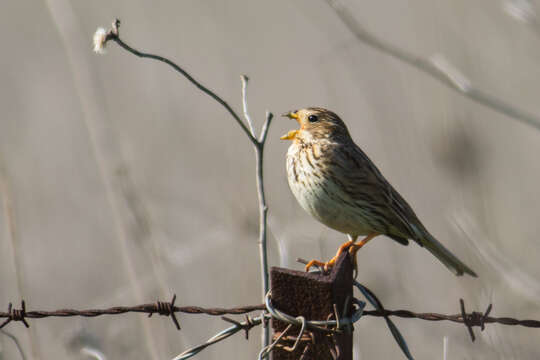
[280,111,300,140]
[280,129,298,140]
[282,111,299,120]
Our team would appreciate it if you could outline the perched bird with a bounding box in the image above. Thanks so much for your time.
[281,107,477,277]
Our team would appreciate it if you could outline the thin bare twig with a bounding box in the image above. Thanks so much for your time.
[324,0,540,131]
[97,19,274,349]
[259,110,273,144]
[254,110,273,348]
[238,75,273,347]
[241,75,256,136]
[103,21,258,145]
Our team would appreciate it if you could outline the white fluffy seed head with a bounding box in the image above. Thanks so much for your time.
[93,27,108,54]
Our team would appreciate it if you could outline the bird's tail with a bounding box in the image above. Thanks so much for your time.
[419,232,477,277]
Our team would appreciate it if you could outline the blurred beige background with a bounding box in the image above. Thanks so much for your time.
[1,0,540,359]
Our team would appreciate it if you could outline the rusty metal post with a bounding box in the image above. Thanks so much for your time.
[270,252,353,360]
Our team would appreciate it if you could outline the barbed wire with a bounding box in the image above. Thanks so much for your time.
[364,304,540,332]
[2,295,539,333]
[0,294,265,331]
[2,286,540,360]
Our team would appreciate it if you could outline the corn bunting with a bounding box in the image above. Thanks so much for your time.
[281,107,477,277]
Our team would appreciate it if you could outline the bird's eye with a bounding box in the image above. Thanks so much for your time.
[308,115,318,123]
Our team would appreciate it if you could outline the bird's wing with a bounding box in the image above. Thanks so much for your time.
[334,142,421,240]
[340,143,477,277]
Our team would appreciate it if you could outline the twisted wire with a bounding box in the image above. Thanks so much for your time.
[0,294,264,331]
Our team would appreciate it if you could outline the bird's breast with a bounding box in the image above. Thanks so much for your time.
[285,142,373,236]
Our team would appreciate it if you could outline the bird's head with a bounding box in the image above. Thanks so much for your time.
[280,107,351,143]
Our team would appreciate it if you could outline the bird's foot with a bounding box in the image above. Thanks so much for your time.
[304,259,330,272]
[304,240,354,272]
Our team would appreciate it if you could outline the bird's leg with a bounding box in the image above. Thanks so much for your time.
[348,232,379,276]
[303,259,327,272]
[305,235,357,272]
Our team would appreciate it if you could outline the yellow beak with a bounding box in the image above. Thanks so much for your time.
[280,111,300,140]
[282,111,299,120]
[280,129,298,140]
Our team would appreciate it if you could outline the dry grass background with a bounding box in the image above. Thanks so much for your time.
[1,0,540,359]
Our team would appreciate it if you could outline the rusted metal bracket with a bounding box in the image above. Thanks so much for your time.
[270,252,353,360]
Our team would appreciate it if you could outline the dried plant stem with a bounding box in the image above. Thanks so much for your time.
[103,21,273,348]
[253,111,273,347]
[241,75,256,136]
[240,75,272,346]
[110,35,258,145]
[325,0,540,131]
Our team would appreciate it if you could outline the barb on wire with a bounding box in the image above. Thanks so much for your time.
[324,0,540,131]
[147,294,181,330]
[172,315,263,360]
[221,315,258,340]
[459,298,492,342]
[0,301,29,330]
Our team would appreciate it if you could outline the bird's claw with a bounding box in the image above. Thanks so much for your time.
[304,259,330,273]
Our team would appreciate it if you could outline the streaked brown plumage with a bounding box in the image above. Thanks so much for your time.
[281,107,477,277]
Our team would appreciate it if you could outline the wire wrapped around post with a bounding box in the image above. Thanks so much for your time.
[269,252,354,360]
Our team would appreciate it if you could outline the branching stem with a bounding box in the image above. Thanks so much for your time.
[102,20,273,349]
